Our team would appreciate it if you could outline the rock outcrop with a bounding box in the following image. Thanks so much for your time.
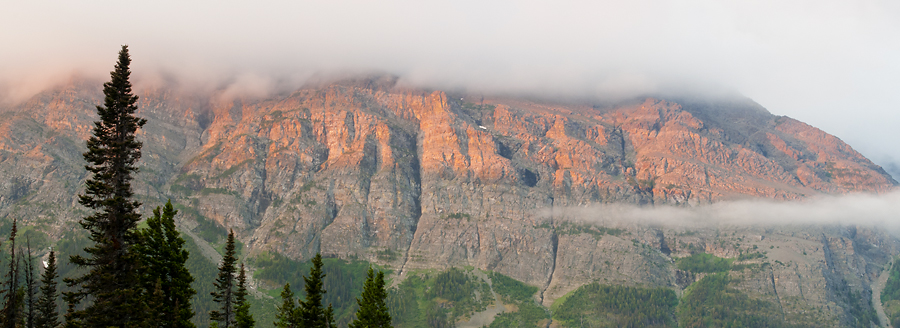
[0,75,895,326]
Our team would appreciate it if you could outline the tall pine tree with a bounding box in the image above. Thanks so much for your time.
[35,250,59,328]
[2,219,21,328]
[348,267,392,328]
[233,263,253,328]
[210,230,238,328]
[298,254,335,328]
[64,45,148,327]
[135,200,196,328]
[273,283,297,328]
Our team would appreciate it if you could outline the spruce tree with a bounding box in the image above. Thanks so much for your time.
[35,250,59,328]
[3,219,21,328]
[233,263,253,328]
[349,267,392,328]
[64,45,148,327]
[273,283,297,328]
[297,254,335,328]
[61,290,80,328]
[210,230,238,328]
[135,200,196,328]
[145,279,165,325]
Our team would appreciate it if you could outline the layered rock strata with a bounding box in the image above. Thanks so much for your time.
[0,76,895,325]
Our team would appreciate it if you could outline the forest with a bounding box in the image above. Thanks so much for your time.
[675,273,787,328]
[882,258,900,327]
[553,284,677,328]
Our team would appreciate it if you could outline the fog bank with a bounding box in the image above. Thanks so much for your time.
[541,190,900,231]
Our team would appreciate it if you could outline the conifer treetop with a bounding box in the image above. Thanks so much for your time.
[349,267,392,328]
[210,229,239,328]
[35,250,60,328]
[65,44,150,327]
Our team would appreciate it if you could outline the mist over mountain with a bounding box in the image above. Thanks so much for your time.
[3,0,900,175]
[4,0,900,325]
[1,74,898,326]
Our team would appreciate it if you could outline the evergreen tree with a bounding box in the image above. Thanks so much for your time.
[145,279,166,325]
[3,219,21,328]
[135,200,196,328]
[64,45,148,327]
[349,267,392,328]
[5,288,26,328]
[297,254,335,328]
[209,230,238,328]
[273,283,297,328]
[233,263,253,328]
[61,290,80,328]
[35,250,59,328]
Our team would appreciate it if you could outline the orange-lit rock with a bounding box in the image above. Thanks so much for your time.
[0,76,895,320]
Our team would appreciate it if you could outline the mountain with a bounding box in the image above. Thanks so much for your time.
[1,75,897,327]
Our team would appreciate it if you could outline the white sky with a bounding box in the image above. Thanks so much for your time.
[1,0,899,176]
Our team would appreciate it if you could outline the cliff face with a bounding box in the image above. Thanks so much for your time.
[0,76,896,325]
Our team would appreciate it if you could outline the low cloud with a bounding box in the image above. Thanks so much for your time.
[2,1,899,170]
[540,190,900,232]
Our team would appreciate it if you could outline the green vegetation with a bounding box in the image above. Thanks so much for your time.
[181,229,219,327]
[882,259,900,327]
[200,188,241,197]
[36,249,60,328]
[135,201,196,327]
[349,267,391,328]
[181,231,276,327]
[375,249,398,262]
[250,251,373,326]
[536,221,626,240]
[171,174,202,195]
[65,45,151,327]
[832,276,878,328]
[677,273,786,328]
[274,283,298,327]
[386,275,438,327]
[387,268,494,327]
[297,254,336,327]
[3,219,26,326]
[737,251,766,261]
[460,102,496,116]
[215,238,244,258]
[487,272,548,328]
[553,284,677,328]
[428,268,492,319]
[215,159,254,180]
[234,264,255,328]
[173,203,227,244]
[488,301,548,328]
[209,230,239,326]
[489,272,537,302]
[676,253,732,273]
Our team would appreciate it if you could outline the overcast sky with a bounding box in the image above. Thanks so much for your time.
[1,0,899,177]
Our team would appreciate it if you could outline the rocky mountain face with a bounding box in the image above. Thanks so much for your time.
[0,76,896,326]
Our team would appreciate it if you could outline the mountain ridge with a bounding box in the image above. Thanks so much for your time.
[1,75,897,326]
